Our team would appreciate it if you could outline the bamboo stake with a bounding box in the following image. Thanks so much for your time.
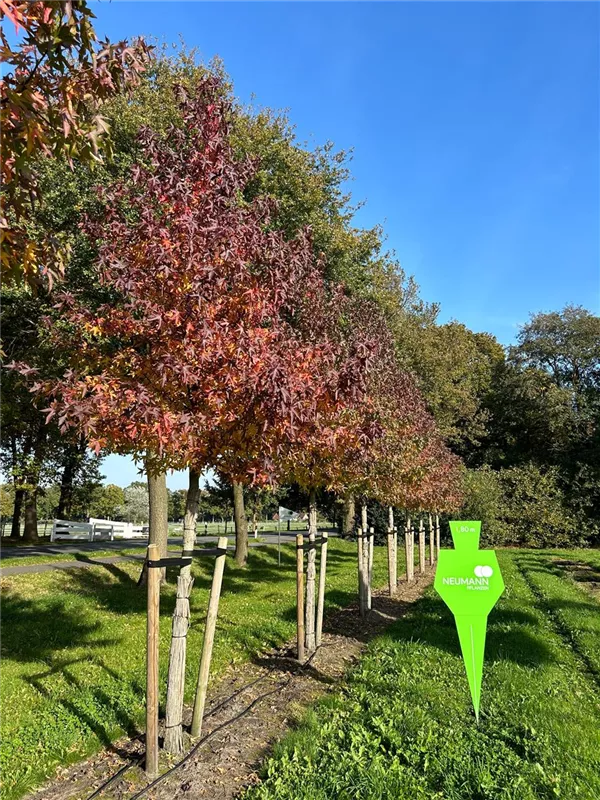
[404,516,413,582]
[435,513,441,559]
[145,544,160,777]
[190,537,228,739]
[367,526,374,610]
[418,518,425,574]
[315,532,328,647]
[296,533,305,662]
[429,513,435,566]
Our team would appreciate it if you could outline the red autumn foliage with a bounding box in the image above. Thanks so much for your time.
[1,0,150,286]
[286,297,464,512]
[16,77,373,485]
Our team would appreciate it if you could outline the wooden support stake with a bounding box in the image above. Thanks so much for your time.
[435,513,441,559]
[418,519,425,574]
[387,506,396,597]
[393,526,398,589]
[315,532,328,647]
[357,529,365,615]
[429,513,435,566]
[145,544,160,777]
[305,489,318,654]
[404,516,413,582]
[296,533,305,662]
[367,526,374,610]
[190,537,228,739]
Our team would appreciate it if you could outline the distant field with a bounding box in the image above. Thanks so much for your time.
[1,518,317,542]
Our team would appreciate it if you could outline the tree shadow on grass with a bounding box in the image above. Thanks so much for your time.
[1,591,118,663]
[26,656,143,756]
[2,589,143,759]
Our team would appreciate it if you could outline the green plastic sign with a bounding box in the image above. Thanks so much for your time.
[434,521,504,720]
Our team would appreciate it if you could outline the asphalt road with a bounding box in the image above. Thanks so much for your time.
[1,531,309,560]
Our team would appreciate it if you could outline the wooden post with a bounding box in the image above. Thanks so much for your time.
[359,503,369,616]
[190,537,228,739]
[145,543,160,777]
[428,513,435,566]
[418,518,425,574]
[357,528,365,614]
[393,526,398,589]
[305,489,318,653]
[367,526,374,611]
[404,516,413,582]
[435,513,441,558]
[315,532,328,647]
[296,533,305,662]
[387,506,396,597]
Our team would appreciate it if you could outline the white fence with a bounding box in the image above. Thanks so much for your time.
[51,518,148,542]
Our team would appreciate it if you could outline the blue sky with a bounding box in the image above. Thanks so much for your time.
[88,1,599,489]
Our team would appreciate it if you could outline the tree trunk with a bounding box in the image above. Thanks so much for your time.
[143,467,169,584]
[305,488,318,652]
[181,469,200,561]
[9,487,24,540]
[164,469,200,754]
[22,489,39,542]
[21,422,46,543]
[387,506,396,596]
[57,437,86,519]
[429,513,435,566]
[359,502,369,616]
[233,480,248,566]
[405,515,414,582]
[418,518,425,574]
[342,494,355,538]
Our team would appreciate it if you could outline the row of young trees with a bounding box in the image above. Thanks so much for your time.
[2,3,599,553]
[10,76,463,564]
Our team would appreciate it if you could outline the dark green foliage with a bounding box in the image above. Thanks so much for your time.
[463,464,585,548]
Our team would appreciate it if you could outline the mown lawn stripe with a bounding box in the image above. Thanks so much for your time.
[244,550,600,800]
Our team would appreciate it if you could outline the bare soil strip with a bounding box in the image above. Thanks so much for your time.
[25,567,434,800]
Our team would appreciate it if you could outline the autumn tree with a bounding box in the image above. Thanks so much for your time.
[12,75,385,752]
[0,0,149,288]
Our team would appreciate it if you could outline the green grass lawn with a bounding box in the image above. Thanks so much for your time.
[245,549,600,800]
[0,538,389,800]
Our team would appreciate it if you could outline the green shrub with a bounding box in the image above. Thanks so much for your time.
[499,464,581,547]
[462,463,584,548]
[461,466,509,545]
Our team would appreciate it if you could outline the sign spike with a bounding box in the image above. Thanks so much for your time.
[434,521,504,720]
